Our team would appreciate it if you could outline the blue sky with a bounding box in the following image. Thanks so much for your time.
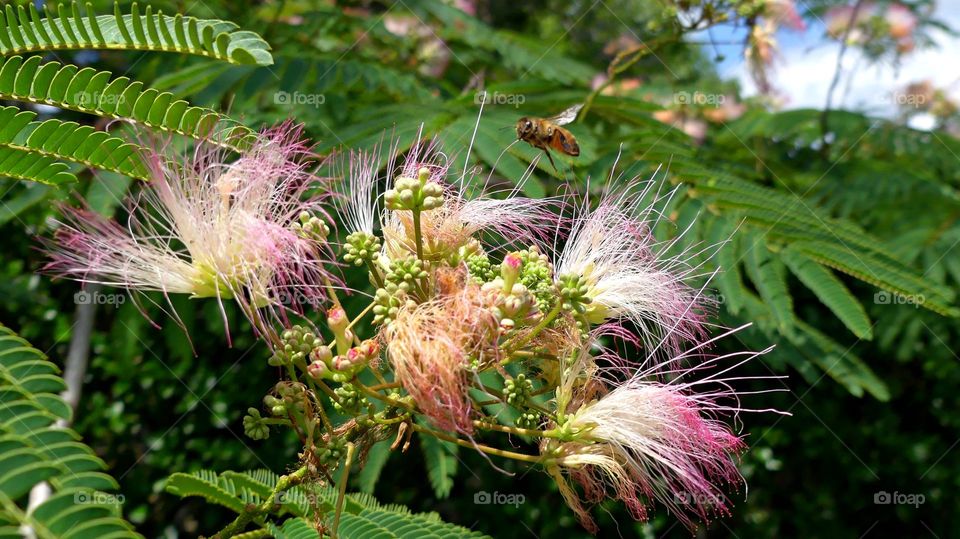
[698,0,960,125]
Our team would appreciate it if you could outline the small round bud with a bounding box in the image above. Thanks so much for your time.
[466,252,495,283]
[501,253,523,292]
[332,382,365,415]
[516,411,541,430]
[310,345,333,364]
[307,360,328,380]
[343,231,381,266]
[558,273,593,314]
[504,373,534,407]
[422,183,444,197]
[327,307,348,331]
[243,408,270,440]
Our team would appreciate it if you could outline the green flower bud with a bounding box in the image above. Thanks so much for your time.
[243,408,270,440]
[274,325,318,366]
[557,273,593,314]
[514,246,555,313]
[291,212,330,241]
[317,436,348,468]
[332,382,365,415]
[383,168,445,212]
[373,284,416,326]
[422,182,444,197]
[465,252,496,283]
[343,231,381,266]
[504,373,534,407]
[515,411,541,430]
[385,256,428,292]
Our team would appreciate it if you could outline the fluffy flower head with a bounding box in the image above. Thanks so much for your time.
[45,125,335,342]
[384,267,499,433]
[554,178,710,356]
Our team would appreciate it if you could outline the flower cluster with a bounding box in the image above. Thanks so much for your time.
[45,128,782,532]
[826,2,919,55]
[44,124,336,345]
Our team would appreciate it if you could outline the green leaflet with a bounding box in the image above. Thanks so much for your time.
[164,468,490,537]
[743,233,795,335]
[355,441,392,495]
[419,429,459,499]
[782,246,874,340]
[0,324,141,538]
[0,105,149,185]
[792,240,957,317]
[0,55,256,152]
[0,2,272,65]
[790,321,890,401]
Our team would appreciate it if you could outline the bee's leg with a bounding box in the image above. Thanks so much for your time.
[543,149,558,173]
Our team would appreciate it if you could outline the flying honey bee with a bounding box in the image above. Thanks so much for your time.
[516,104,583,171]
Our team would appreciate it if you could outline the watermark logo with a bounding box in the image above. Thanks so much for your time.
[474,490,525,507]
[273,490,322,505]
[874,290,924,307]
[74,492,125,505]
[474,91,526,108]
[274,91,326,108]
[874,490,925,508]
[73,92,126,108]
[674,91,726,106]
[74,290,125,307]
[889,92,928,108]
[674,492,723,506]
[273,290,324,308]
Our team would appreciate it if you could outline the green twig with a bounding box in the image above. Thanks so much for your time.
[502,302,563,353]
[332,443,357,538]
[210,466,308,539]
[366,259,385,289]
[410,423,543,464]
[412,209,425,261]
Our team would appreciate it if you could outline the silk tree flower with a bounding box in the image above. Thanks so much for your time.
[766,0,805,30]
[330,134,411,238]
[383,267,499,433]
[553,178,715,357]
[825,3,916,52]
[380,135,559,263]
[545,328,784,532]
[331,141,399,271]
[44,125,336,343]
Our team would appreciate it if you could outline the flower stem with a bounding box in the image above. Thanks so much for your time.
[356,382,413,411]
[411,209,431,293]
[322,275,343,309]
[412,209,425,261]
[366,260,385,289]
[472,420,558,438]
[368,381,402,392]
[502,302,563,353]
[211,466,308,539]
[332,443,356,538]
[410,423,543,464]
[474,384,554,418]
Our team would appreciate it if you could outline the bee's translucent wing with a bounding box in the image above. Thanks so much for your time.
[548,103,583,126]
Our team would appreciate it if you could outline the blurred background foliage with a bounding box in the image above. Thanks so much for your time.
[2,0,959,536]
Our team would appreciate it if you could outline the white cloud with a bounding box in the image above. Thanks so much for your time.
[724,0,960,118]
